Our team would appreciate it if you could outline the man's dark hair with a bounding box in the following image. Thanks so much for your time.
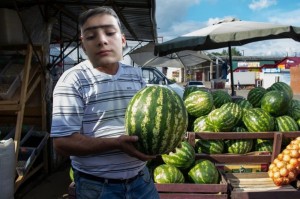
[78,7,122,31]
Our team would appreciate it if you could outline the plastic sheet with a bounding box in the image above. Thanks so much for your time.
[0,138,15,199]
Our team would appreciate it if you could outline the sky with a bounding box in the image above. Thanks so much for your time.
[155,0,300,57]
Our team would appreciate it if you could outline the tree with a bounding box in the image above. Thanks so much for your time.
[211,48,243,56]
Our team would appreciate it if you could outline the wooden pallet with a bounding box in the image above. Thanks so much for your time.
[226,172,300,199]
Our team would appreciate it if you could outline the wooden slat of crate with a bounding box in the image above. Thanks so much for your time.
[226,172,300,199]
[158,193,227,199]
[155,171,228,199]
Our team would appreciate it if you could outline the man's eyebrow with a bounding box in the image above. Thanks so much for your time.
[83,24,116,33]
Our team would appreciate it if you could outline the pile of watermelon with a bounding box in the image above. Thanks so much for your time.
[124,82,300,185]
[151,140,220,184]
[188,81,300,155]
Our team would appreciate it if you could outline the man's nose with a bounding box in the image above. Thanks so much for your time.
[97,32,108,45]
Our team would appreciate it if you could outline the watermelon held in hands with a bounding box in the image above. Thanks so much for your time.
[154,164,185,183]
[188,159,219,184]
[161,141,195,169]
[125,86,188,155]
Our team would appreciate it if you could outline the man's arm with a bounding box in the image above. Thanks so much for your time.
[53,133,155,161]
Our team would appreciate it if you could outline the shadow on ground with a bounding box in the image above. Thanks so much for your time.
[15,161,71,199]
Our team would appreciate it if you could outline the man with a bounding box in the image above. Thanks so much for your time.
[51,7,159,199]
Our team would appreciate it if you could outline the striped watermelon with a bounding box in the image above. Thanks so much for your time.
[261,90,290,117]
[206,107,236,132]
[247,87,267,108]
[275,115,298,147]
[183,86,208,101]
[154,164,185,183]
[297,119,300,128]
[232,126,248,132]
[274,115,299,132]
[225,139,253,154]
[195,139,224,154]
[188,159,219,184]
[125,86,188,155]
[242,108,274,132]
[231,128,255,155]
[235,99,253,109]
[221,102,243,126]
[161,141,195,169]
[235,99,253,116]
[268,81,293,101]
[255,139,273,152]
[193,116,214,132]
[287,99,300,121]
[184,90,214,117]
[211,90,232,108]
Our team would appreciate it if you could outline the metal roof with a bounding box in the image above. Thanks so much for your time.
[0,0,158,44]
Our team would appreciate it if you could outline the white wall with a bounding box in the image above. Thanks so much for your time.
[260,72,290,88]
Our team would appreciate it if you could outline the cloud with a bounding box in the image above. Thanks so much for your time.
[267,9,300,26]
[156,1,201,34]
[249,0,277,11]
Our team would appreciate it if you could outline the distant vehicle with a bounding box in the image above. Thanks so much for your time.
[141,66,184,98]
[185,81,206,88]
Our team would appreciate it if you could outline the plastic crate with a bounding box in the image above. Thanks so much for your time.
[0,75,21,100]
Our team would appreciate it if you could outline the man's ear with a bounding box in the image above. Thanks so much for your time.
[80,35,86,52]
[82,45,86,52]
[121,34,126,48]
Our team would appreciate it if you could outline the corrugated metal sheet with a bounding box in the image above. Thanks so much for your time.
[0,0,157,44]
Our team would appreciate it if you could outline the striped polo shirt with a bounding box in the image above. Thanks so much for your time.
[50,60,147,179]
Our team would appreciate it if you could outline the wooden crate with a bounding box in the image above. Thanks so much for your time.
[188,131,281,164]
[226,172,300,199]
[155,172,228,199]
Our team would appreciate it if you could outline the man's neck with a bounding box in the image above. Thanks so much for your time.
[95,63,119,75]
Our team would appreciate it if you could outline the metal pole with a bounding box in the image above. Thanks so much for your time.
[228,44,235,96]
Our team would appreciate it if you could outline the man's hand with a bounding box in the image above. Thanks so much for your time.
[117,135,156,161]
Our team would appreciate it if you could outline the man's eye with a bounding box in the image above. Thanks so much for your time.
[107,32,116,36]
[84,35,95,40]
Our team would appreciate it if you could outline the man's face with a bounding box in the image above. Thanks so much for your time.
[80,14,126,68]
